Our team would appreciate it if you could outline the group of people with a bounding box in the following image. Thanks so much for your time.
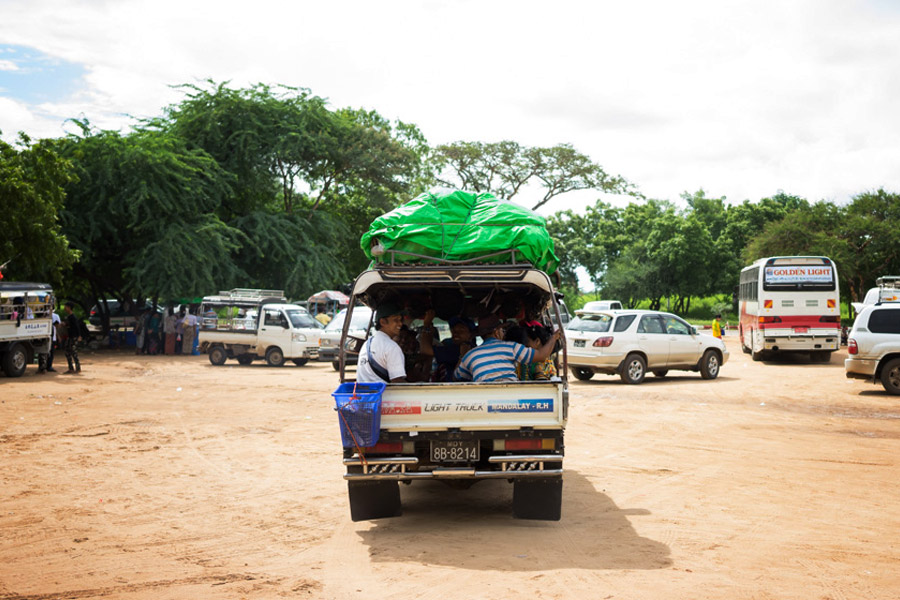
[133,307,200,356]
[357,302,560,384]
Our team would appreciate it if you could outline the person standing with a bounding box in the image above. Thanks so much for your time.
[175,309,186,354]
[146,309,161,354]
[163,307,177,355]
[357,302,407,383]
[181,308,198,356]
[63,302,81,374]
[712,314,723,340]
[46,309,61,372]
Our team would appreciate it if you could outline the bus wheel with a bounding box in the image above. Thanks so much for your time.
[620,353,646,384]
[879,358,900,395]
[810,351,831,363]
[699,350,720,379]
[750,332,764,362]
[740,328,751,354]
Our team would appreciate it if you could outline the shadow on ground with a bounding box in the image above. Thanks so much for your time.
[355,469,671,571]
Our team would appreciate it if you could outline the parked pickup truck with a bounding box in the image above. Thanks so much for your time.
[199,288,322,367]
[0,282,54,377]
[337,261,569,521]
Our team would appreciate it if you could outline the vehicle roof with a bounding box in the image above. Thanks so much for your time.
[0,282,53,292]
[572,309,681,318]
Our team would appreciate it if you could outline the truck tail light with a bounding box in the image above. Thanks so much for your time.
[848,339,858,355]
[758,316,782,324]
[365,442,403,453]
[592,336,613,347]
[505,438,555,451]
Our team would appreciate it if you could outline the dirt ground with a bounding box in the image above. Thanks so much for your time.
[1,336,899,600]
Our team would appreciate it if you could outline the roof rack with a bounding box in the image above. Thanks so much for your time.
[375,248,526,267]
[875,276,900,289]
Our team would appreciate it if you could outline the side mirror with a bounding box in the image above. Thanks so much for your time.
[691,326,698,335]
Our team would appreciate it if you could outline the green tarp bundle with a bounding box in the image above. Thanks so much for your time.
[360,189,559,274]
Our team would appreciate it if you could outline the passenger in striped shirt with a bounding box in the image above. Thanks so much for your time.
[454,314,560,382]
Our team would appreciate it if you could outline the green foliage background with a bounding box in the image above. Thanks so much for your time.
[2,80,899,328]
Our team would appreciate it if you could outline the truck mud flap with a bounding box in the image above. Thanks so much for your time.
[348,480,402,522]
[513,476,562,521]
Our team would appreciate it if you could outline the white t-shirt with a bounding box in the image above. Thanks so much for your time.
[357,330,406,383]
[51,312,61,342]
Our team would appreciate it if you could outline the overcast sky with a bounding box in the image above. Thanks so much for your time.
[2,0,899,215]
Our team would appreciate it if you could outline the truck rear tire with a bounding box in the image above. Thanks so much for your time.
[208,346,227,366]
[2,343,28,377]
[348,480,402,521]
[265,346,285,367]
[513,476,562,521]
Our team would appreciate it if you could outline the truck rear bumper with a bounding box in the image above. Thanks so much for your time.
[343,454,563,481]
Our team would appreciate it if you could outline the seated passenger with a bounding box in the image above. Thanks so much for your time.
[395,324,431,382]
[357,302,408,384]
[419,309,476,381]
[514,321,557,380]
[454,314,559,383]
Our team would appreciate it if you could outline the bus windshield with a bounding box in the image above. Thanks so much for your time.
[763,263,835,291]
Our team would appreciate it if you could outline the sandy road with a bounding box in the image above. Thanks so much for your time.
[1,337,899,599]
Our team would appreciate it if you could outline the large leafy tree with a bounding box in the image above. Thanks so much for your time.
[0,132,79,284]
[433,140,636,211]
[56,124,246,318]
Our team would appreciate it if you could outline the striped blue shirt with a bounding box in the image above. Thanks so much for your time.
[454,338,535,382]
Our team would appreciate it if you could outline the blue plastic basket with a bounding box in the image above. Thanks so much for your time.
[333,382,386,448]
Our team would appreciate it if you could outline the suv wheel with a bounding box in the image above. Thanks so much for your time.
[620,353,646,385]
[699,350,720,380]
[880,358,900,395]
[571,367,594,381]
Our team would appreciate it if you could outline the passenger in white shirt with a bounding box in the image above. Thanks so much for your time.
[356,302,407,383]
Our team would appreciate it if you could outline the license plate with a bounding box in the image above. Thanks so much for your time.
[574,339,585,348]
[431,440,480,462]
[794,327,809,333]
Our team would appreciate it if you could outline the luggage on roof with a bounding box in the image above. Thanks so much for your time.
[360,189,559,274]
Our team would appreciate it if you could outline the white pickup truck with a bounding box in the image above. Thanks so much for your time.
[198,288,322,367]
[0,282,54,377]
[337,262,568,521]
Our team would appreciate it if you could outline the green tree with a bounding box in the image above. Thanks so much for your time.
[434,140,636,210]
[56,124,246,320]
[0,132,79,284]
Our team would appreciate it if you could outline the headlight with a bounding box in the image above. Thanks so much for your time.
[291,332,307,342]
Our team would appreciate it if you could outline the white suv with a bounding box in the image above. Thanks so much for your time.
[566,310,728,384]
[845,302,900,395]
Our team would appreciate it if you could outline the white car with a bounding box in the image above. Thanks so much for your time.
[581,300,623,312]
[318,306,373,369]
[845,302,900,395]
[566,309,728,384]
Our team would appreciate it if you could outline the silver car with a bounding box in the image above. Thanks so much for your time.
[566,309,729,384]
